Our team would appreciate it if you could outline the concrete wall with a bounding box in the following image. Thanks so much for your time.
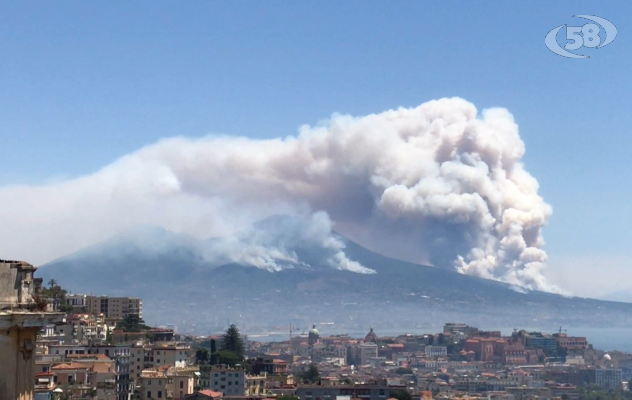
[0,325,40,400]
[0,260,36,306]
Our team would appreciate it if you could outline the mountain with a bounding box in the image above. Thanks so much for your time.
[38,218,632,334]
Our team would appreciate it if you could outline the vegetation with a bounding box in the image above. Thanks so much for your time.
[390,390,413,400]
[195,348,210,364]
[277,396,300,400]
[395,367,413,375]
[577,385,632,400]
[115,315,152,332]
[300,364,321,384]
[220,324,245,358]
[39,279,68,310]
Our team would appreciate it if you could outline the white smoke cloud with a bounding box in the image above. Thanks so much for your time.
[0,97,556,290]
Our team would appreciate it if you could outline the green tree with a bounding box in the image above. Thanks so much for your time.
[301,364,321,384]
[210,339,218,364]
[395,367,413,375]
[213,350,241,366]
[390,390,412,400]
[48,279,57,288]
[196,348,210,365]
[220,324,245,358]
[116,315,151,332]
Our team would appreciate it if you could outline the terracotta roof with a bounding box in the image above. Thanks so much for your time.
[52,363,89,370]
[197,390,223,398]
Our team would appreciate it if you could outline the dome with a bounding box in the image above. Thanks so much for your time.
[603,354,612,361]
[365,328,378,343]
[309,325,320,338]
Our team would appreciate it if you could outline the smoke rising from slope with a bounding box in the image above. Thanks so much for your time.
[0,97,554,290]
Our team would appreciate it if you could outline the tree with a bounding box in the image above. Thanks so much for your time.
[277,396,300,400]
[390,390,412,400]
[395,367,413,375]
[213,350,241,366]
[116,315,151,332]
[48,279,57,289]
[220,324,245,358]
[301,364,321,384]
[210,339,218,364]
[196,348,209,365]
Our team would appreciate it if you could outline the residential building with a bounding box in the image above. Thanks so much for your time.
[138,366,197,400]
[201,366,245,396]
[84,295,143,320]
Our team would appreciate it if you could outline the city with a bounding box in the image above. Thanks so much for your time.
[3,260,632,400]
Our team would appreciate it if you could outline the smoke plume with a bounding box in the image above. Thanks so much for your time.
[0,97,555,290]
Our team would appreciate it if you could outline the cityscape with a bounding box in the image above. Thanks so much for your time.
[3,260,632,400]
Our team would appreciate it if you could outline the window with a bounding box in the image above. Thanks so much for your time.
[158,391,162,398]
[180,381,184,389]
[215,381,219,386]
[221,385,225,389]
[147,392,151,398]
[159,380,162,385]
[148,380,152,385]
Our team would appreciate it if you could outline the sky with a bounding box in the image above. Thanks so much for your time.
[0,1,630,298]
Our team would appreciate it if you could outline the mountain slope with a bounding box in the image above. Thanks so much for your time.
[38,222,632,333]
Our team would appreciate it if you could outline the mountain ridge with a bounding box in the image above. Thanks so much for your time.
[38,219,632,334]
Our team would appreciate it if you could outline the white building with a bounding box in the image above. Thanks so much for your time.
[201,367,245,396]
[424,345,448,358]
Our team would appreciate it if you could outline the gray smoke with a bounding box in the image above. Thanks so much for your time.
[0,97,555,291]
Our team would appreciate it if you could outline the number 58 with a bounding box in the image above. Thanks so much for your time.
[566,23,601,49]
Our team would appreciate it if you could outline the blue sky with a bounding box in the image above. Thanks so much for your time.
[1,1,630,296]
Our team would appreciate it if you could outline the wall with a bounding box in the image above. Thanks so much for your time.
[0,324,40,400]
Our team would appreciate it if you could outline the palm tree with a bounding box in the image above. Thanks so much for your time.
[48,279,57,289]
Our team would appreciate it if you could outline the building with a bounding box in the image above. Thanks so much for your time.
[138,366,198,400]
[88,344,131,400]
[296,384,402,400]
[184,390,223,400]
[424,346,447,358]
[556,334,588,350]
[348,342,378,366]
[0,259,63,400]
[200,366,245,396]
[245,373,267,396]
[365,328,378,343]
[84,296,143,320]
[580,368,622,390]
[250,357,288,376]
[308,325,320,346]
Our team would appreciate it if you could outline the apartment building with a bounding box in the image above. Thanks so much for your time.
[200,366,245,396]
[138,366,198,400]
[82,296,143,320]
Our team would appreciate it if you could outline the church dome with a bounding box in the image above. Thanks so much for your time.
[309,325,320,338]
[365,328,378,343]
